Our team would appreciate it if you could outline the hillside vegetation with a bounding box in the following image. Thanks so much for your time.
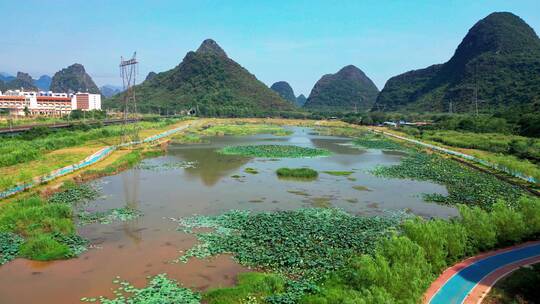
[105,39,293,116]
[305,65,379,112]
[374,12,540,115]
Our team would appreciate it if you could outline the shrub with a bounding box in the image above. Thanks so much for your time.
[490,201,527,245]
[276,167,318,179]
[19,234,71,260]
[306,236,433,304]
[402,218,467,273]
[517,196,540,237]
[458,205,497,252]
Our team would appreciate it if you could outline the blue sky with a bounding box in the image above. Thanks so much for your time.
[1,0,539,95]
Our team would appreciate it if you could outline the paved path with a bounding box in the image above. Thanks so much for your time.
[424,241,540,304]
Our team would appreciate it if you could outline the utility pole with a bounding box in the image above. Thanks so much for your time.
[120,52,139,144]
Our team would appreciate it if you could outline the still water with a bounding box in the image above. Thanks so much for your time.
[0,127,457,304]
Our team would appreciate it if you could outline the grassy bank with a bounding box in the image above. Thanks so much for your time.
[0,119,181,192]
[0,182,96,262]
[395,128,540,183]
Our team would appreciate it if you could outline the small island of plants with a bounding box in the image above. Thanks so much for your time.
[276,167,318,180]
[218,145,331,158]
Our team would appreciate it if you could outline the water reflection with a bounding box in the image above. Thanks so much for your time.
[170,148,250,186]
[121,170,142,244]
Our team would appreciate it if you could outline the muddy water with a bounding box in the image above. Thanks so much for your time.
[0,127,457,304]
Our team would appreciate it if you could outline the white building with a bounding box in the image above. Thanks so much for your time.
[0,90,101,116]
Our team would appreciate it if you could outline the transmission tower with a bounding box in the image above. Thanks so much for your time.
[120,52,139,144]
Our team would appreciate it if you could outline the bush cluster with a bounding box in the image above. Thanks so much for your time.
[303,196,540,303]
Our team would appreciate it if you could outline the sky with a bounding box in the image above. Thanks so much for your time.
[1,0,539,96]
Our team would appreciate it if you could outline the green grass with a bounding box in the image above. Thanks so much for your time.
[171,133,204,144]
[276,167,318,179]
[0,182,101,262]
[323,171,354,176]
[0,196,76,261]
[0,119,177,168]
[353,133,404,150]
[203,272,286,304]
[218,145,331,158]
[19,234,71,261]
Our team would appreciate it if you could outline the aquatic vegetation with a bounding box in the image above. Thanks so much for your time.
[302,196,540,303]
[52,232,88,257]
[306,196,332,208]
[244,167,259,174]
[175,208,403,279]
[353,133,404,150]
[137,160,197,171]
[287,190,311,197]
[347,176,357,181]
[78,207,142,225]
[352,185,372,191]
[48,181,98,204]
[0,232,24,264]
[371,151,525,208]
[218,145,331,158]
[276,167,318,179]
[201,124,292,137]
[323,171,354,176]
[81,273,201,304]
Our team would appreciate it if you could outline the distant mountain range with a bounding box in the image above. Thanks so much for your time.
[270,81,297,104]
[0,72,51,91]
[105,39,292,115]
[296,94,307,107]
[100,85,123,97]
[373,12,540,114]
[304,65,379,112]
[3,12,539,116]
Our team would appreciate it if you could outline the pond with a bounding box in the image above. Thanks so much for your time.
[0,127,457,304]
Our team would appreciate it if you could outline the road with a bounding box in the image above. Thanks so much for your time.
[425,241,540,304]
